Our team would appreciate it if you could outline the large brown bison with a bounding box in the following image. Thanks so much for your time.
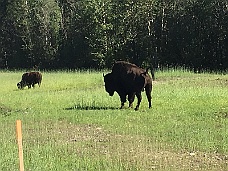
[103,61,153,110]
[17,71,42,89]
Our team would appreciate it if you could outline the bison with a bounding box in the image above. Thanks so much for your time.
[17,71,42,89]
[103,61,153,110]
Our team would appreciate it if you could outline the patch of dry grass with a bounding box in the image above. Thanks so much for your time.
[22,120,228,170]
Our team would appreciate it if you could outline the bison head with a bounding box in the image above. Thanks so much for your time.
[103,73,115,96]
[17,81,26,89]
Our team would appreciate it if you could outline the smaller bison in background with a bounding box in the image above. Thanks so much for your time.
[17,71,42,89]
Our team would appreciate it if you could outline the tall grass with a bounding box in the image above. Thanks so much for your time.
[0,70,228,170]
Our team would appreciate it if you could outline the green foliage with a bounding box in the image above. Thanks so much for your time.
[0,0,227,70]
[0,70,228,170]
[28,0,61,63]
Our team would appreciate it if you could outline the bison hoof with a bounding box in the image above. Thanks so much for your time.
[129,105,133,108]
[134,107,139,111]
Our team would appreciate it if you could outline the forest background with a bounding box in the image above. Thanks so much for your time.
[0,0,227,71]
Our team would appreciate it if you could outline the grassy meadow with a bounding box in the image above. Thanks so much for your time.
[0,69,228,170]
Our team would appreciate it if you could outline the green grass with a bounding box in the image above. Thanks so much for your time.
[0,69,228,170]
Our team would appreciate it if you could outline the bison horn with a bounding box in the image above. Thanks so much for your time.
[103,73,105,77]
[146,67,150,73]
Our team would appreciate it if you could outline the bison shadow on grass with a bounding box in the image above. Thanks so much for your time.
[64,105,118,111]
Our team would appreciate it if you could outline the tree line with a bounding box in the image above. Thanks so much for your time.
[0,0,227,71]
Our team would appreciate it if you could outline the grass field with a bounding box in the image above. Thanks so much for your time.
[0,69,228,170]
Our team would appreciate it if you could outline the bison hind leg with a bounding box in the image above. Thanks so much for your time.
[119,94,127,109]
[145,85,152,108]
[134,92,142,111]
[120,102,124,109]
[128,92,136,108]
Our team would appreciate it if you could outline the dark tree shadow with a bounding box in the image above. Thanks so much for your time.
[64,104,118,111]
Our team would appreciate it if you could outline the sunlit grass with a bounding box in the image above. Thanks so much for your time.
[0,69,228,170]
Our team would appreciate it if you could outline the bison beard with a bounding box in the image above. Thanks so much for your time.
[103,61,153,110]
[17,71,42,89]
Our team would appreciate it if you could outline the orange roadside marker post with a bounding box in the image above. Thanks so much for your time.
[16,120,24,171]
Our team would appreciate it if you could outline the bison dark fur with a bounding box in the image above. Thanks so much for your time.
[17,71,42,89]
[103,61,153,110]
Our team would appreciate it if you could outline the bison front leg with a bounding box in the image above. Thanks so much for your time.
[119,94,127,109]
[135,92,142,111]
[128,92,136,108]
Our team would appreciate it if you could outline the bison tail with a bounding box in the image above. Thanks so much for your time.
[144,67,155,81]
[151,68,155,81]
